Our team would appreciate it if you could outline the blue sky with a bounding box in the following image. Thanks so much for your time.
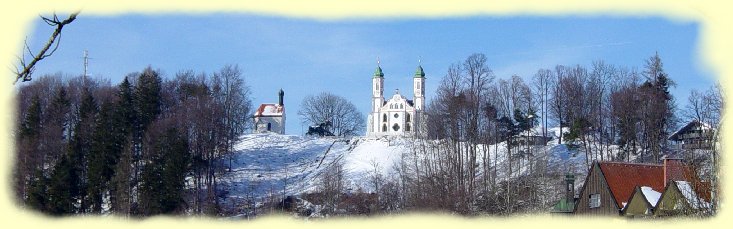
[25,14,715,134]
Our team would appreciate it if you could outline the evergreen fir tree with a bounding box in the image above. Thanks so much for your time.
[109,77,137,215]
[20,95,42,139]
[110,138,133,215]
[17,95,42,206]
[67,87,98,213]
[140,127,189,215]
[26,168,48,212]
[87,102,120,213]
[47,154,77,216]
[134,67,162,131]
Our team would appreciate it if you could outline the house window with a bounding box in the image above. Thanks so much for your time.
[267,123,272,131]
[589,194,600,208]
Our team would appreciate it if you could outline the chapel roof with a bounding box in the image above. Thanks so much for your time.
[254,103,284,117]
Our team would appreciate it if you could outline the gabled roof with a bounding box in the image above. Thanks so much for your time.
[668,119,714,140]
[254,103,284,117]
[597,161,702,209]
[598,162,665,208]
[671,181,711,209]
[621,186,660,215]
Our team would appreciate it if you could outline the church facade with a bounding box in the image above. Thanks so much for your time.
[367,63,426,137]
[254,89,286,134]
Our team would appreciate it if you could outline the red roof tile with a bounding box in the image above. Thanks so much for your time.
[598,162,665,208]
[598,161,704,208]
[254,103,284,117]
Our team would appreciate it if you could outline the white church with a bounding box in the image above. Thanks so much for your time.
[367,62,426,137]
[253,89,286,134]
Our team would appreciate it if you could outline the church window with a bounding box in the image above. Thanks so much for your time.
[400,103,403,109]
[382,114,387,122]
[392,123,400,131]
[382,124,387,132]
[406,123,411,131]
[394,113,399,118]
[406,113,411,122]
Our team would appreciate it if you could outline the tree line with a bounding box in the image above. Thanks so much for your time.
[344,52,722,215]
[14,65,252,216]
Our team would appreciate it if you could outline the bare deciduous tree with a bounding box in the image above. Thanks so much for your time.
[298,92,364,137]
[14,12,79,84]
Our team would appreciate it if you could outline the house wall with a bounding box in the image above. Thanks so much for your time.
[254,116,285,134]
[622,188,652,217]
[655,185,686,216]
[575,164,619,215]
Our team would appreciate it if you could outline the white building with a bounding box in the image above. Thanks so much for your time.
[367,63,426,137]
[254,89,286,134]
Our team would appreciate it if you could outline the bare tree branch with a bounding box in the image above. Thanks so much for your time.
[14,11,79,84]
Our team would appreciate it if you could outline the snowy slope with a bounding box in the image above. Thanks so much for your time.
[219,134,407,209]
[218,131,591,215]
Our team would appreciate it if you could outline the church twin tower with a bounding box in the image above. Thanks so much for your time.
[367,62,426,137]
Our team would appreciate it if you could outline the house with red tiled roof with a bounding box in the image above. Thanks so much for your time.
[253,89,286,134]
[574,158,703,216]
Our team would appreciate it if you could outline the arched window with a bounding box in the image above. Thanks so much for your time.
[382,124,387,132]
[406,123,411,131]
[392,123,400,131]
[382,114,387,122]
[400,103,403,109]
[406,113,411,122]
[267,122,272,131]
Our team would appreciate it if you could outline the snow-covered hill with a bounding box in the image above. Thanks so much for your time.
[218,134,412,215]
[218,130,594,216]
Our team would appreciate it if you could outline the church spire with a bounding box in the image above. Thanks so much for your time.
[414,59,425,78]
[374,57,384,78]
